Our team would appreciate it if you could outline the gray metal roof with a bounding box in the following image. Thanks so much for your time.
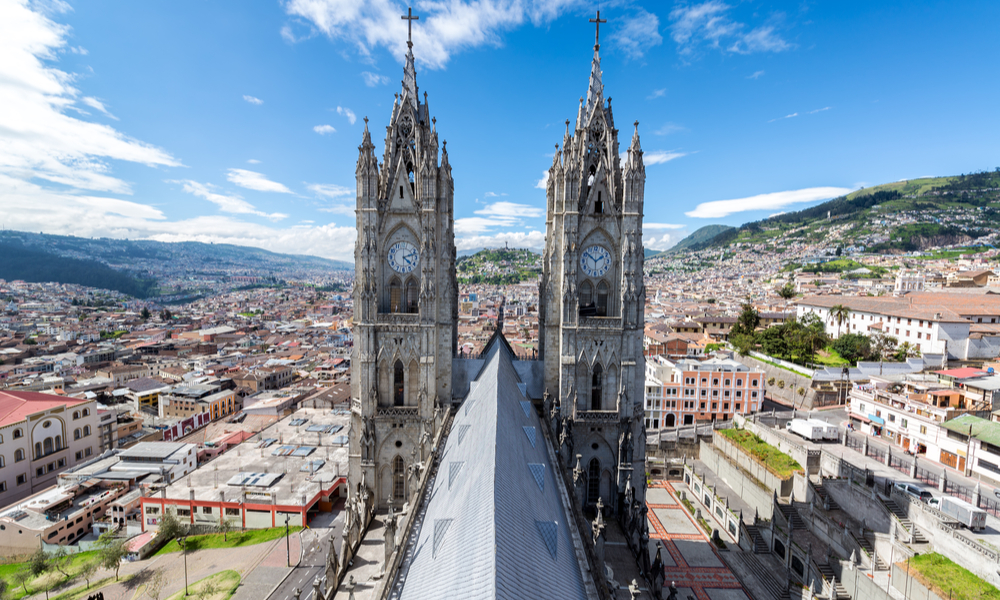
[397,340,587,600]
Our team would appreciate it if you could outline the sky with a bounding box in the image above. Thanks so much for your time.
[1,0,999,261]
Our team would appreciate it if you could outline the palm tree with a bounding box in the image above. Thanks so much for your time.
[830,304,850,338]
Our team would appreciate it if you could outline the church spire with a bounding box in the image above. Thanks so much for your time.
[583,10,606,120]
[401,7,420,112]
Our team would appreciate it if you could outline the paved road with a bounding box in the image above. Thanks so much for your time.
[268,507,345,600]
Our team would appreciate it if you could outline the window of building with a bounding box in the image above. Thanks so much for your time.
[0,481,5,492]
[226,508,240,516]
[588,459,601,505]
[393,456,406,501]
[85,448,92,457]
[16,474,26,485]
[83,426,91,437]
[14,450,24,462]
[405,278,418,313]
[146,506,160,514]
[700,389,707,397]
[72,411,80,420]
[751,380,758,387]
[36,467,44,477]
[393,360,405,406]
[723,403,729,410]
[591,364,604,411]
[751,391,758,399]
[75,451,83,460]
[735,379,742,386]
[735,403,741,411]
[711,403,717,410]
[57,458,65,468]
[580,281,593,310]
[596,281,609,316]
[74,429,81,440]
[12,429,22,440]
[724,379,731,386]
[920,425,927,435]
[700,402,706,410]
[389,277,402,313]
[712,378,719,386]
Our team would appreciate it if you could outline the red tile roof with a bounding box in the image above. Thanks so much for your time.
[0,391,90,427]
[935,368,986,379]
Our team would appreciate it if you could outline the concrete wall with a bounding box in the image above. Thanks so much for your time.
[832,560,895,600]
[698,441,775,516]
[735,415,819,476]
[892,563,946,600]
[822,480,893,535]
[684,463,744,543]
[734,355,816,408]
[713,433,795,497]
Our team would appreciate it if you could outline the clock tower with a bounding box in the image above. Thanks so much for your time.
[538,19,647,512]
[349,22,457,509]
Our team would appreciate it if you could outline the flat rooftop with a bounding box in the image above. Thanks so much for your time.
[158,407,349,507]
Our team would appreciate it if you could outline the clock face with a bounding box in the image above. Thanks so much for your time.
[388,241,419,274]
[580,245,612,278]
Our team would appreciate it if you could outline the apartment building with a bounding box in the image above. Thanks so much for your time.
[644,356,765,430]
[0,391,100,508]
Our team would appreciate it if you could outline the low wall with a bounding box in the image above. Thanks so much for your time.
[699,441,775,516]
[822,479,893,536]
[891,563,946,600]
[735,415,819,476]
[735,354,817,408]
[684,463,743,543]
[713,431,796,497]
[832,560,893,600]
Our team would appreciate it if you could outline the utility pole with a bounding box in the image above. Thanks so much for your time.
[286,514,291,567]
[179,536,189,596]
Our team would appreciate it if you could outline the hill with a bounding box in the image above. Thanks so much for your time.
[0,231,352,300]
[676,170,1000,254]
[662,224,734,255]
[456,248,541,284]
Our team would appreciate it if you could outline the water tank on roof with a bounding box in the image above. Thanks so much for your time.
[990,368,995,374]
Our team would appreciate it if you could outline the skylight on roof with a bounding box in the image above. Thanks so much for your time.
[292,446,316,457]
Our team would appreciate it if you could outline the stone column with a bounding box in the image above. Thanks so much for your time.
[910,454,918,479]
[939,471,947,493]
[884,447,892,467]
[973,482,982,508]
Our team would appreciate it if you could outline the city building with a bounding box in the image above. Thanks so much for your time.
[645,356,764,429]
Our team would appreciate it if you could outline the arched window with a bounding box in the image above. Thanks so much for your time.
[389,278,402,313]
[588,458,601,505]
[591,364,603,411]
[596,281,609,316]
[587,165,596,196]
[15,449,24,462]
[55,435,62,450]
[580,281,593,311]
[393,361,405,406]
[74,429,82,441]
[43,438,53,455]
[12,429,22,440]
[82,409,90,417]
[72,411,80,420]
[84,425,91,437]
[405,278,418,313]
[35,442,42,458]
[665,413,676,428]
[0,455,5,468]
[393,456,406,501]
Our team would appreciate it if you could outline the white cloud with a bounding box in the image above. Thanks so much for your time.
[0,0,179,194]
[226,169,293,194]
[483,191,507,198]
[685,186,853,218]
[645,223,686,230]
[313,124,336,135]
[610,10,663,59]
[80,96,117,120]
[644,230,688,252]
[69,45,87,55]
[669,2,791,57]
[243,95,263,105]
[285,0,581,69]
[318,205,356,217]
[173,180,288,221]
[653,122,685,136]
[768,106,830,123]
[336,106,357,125]
[536,171,549,189]
[456,201,545,235]
[247,159,261,164]
[474,201,543,219]
[747,70,765,79]
[361,71,390,86]
[455,230,546,252]
[308,183,352,198]
[647,88,667,99]
[643,150,688,165]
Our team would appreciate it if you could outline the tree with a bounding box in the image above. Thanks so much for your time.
[777,282,797,300]
[28,547,49,577]
[832,333,872,364]
[731,298,760,337]
[830,304,851,337]
[198,579,219,600]
[51,546,73,578]
[870,332,898,360]
[80,559,99,590]
[895,342,921,361]
[216,517,235,542]
[145,568,167,600]
[11,566,32,595]
[97,531,128,580]
[158,510,183,542]
[141,307,151,321]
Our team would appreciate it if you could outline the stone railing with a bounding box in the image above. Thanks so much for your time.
[579,316,623,329]
[375,313,420,325]
[375,406,421,420]
[576,410,620,422]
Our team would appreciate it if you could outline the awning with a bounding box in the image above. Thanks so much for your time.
[850,413,871,424]
[869,414,885,425]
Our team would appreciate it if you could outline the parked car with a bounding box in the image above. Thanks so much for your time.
[895,482,934,503]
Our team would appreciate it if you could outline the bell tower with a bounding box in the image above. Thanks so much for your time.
[539,13,647,511]
[350,11,457,509]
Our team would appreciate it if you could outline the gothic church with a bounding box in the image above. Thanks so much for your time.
[341,12,653,599]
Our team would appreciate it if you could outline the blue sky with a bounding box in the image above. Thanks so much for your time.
[2,0,998,261]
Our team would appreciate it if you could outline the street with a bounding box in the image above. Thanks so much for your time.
[268,505,345,600]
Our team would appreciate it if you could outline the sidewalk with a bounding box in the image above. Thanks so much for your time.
[231,530,302,600]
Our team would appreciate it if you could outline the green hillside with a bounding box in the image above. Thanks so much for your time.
[0,242,157,298]
[456,248,541,284]
[662,224,734,255]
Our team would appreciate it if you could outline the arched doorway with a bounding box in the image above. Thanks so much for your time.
[665,413,676,428]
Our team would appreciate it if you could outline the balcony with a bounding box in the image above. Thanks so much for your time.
[375,406,421,420]
[576,410,619,422]
[375,313,419,326]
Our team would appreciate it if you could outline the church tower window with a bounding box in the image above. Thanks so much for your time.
[407,163,415,196]
[595,191,603,214]
[580,281,593,311]
[393,456,406,501]
[596,281,609,316]
[405,278,419,313]
[390,277,402,313]
[591,364,603,410]
[587,165,596,196]
[588,458,601,504]
[393,361,405,406]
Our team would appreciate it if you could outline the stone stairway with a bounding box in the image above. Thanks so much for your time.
[778,502,806,529]
[816,562,851,600]
[814,481,841,511]
[881,497,928,544]
[853,534,887,570]
[723,552,791,600]
[745,525,769,554]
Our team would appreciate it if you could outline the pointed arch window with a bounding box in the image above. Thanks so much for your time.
[43,437,53,455]
[405,278,419,313]
[393,456,406,501]
[407,163,415,196]
[580,281,593,313]
[591,364,603,411]
[587,165,596,196]
[596,281,610,316]
[389,277,402,313]
[588,458,601,505]
[393,360,405,406]
[595,190,603,214]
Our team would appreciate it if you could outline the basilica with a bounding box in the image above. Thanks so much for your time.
[335,11,654,600]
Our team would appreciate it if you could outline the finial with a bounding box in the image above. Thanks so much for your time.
[634,120,639,130]
[364,116,369,125]
[424,91,428,100]
[589,10,607,51]
[442,140,447,149]
[432,117,436,124]
[402,7,420,49]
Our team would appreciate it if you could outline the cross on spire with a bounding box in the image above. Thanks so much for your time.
[402,7,419,49]
[590,10,607,51]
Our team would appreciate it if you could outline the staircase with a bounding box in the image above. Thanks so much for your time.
[723,552,791,600]
[745,524,769,554]
[778,502,807,529]
[814,481,841,511]
[816,562,851,600]
[853,534,887,570]
[881,496,928,544]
